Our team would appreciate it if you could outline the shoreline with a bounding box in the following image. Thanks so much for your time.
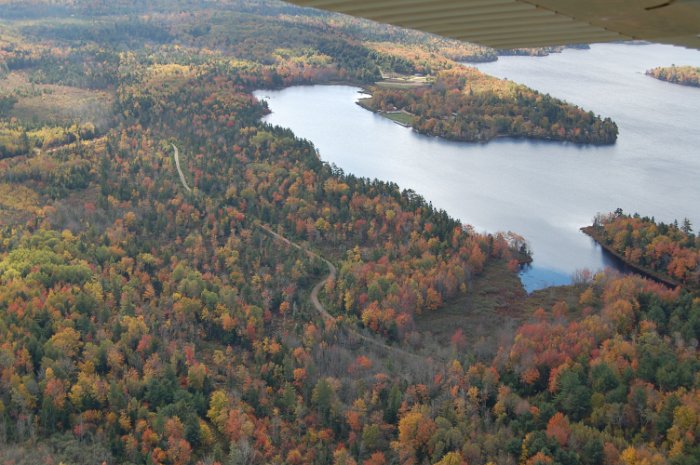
[260,72,618,145]
[356,99,413,127]
[354,88,616,146]
[356,96,611,145]
[580,226,680,289]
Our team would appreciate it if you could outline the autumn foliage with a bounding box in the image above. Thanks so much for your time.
[361,68,618,145]
[588,211,700,290]
[646,65,700,88]
[0,2,698,465]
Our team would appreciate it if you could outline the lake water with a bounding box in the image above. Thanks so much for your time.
[255,43,700,292]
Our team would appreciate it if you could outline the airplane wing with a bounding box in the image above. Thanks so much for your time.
[285,0,700,49]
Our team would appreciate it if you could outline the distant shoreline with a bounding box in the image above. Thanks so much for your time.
[646,66,700,88]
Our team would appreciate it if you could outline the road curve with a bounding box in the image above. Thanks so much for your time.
[172,144,192,193]
[310,259,337,322]
[256,223,336,322]
[256,222,433,362]
[166,150,434,363]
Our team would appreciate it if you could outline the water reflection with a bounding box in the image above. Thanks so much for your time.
[256,43,700,292]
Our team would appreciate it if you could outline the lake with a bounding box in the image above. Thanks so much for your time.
[255,43,700,292]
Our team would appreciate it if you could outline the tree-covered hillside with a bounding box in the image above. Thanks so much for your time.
[0,2,696,465]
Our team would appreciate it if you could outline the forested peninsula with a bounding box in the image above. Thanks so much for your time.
[359,67,618,145]
[584,210,700,291]
[646,66,700,88]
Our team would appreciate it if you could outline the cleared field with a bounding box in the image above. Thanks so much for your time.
[375,70,433,89]
[375,80,431,89]
[383,111,414,126]
[0,71,113,126]
[415,260,582,352]
[415,261,526,343]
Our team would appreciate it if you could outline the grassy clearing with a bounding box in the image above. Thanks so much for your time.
[12,85,113,126]
[383,111,414,126]
[375,80,431,89]
[415,260,527,343]
[416,260,582,350]
[375,70,433,90]
[0,71,113,126]
[526,284,583,314]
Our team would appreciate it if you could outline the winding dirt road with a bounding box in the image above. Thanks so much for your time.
[168,144,437,363]
[256,223,336,323]
[256,223,435,362]
[172,144,192,193]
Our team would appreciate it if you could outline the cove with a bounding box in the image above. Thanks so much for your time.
[255,43,700,292]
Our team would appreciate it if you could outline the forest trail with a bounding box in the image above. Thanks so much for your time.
[172,144,192,193]
[255,223,336,323]
[167,141,438,363]
[256,222,439,363]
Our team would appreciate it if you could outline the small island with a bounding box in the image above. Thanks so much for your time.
[646,65,700,88]
[359,67,618,145]
[583,210,700,291]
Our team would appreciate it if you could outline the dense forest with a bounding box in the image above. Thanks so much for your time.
[0,1,698,465]
[646,66,700,88]
[360,68,618,145]
[584,211,700,291]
